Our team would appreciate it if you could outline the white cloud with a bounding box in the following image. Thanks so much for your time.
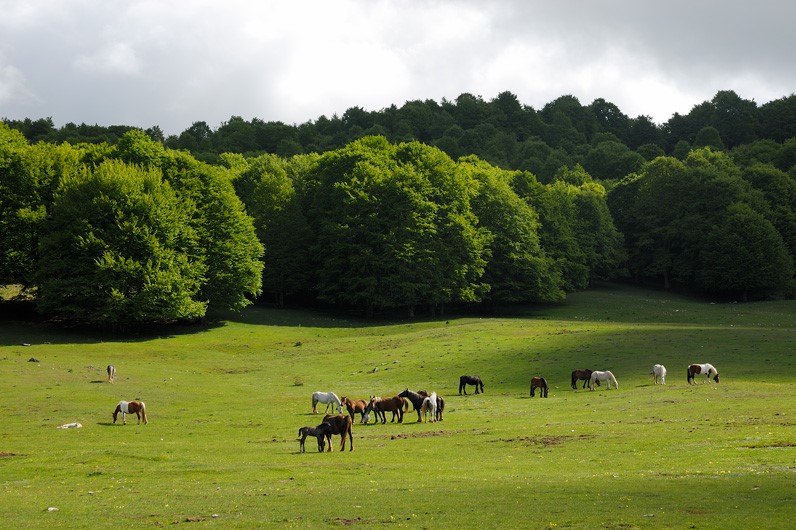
[0,0,794,134]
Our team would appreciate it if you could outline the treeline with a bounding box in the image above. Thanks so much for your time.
[6,90,796,182]
[2,89,796,326]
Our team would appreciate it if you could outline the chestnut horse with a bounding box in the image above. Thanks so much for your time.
[341,396,368,423]
[687,363,719,384]
[112,400,147,425]
[571,369,594,389]
[365,396,406,424]
[459,375,484,395]
[530,376,548,397]
[321,414,354,451]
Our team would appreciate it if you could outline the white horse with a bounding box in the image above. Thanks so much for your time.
[420,392,437,422]
[651,364,667,385]
[589,370,618,390]
[311,391,342,414]
[687,363,719,384]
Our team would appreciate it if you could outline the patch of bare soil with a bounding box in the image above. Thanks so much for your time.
[491,433,595,447]
[0,452,18,457]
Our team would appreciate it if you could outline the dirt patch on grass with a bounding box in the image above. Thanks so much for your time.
[0,452,19,457]
[327,517,378,526]
[492,433,595,447]
[390,430,449,440]
[741,441,795,449]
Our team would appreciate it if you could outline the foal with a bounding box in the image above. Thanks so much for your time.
[297,424,331,453]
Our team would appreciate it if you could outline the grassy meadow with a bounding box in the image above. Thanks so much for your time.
[0,283,794,528]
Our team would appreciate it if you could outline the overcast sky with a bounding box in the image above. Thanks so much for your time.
[1,0,794,136]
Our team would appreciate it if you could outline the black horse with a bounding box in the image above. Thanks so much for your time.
[571,369,596,389]
[297,423,331,453]
[398,389,428,422]
[459,375,484,395]
[530,376,548,398]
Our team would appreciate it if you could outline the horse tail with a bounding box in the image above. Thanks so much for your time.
[140,401,148,424]
[402,397,410,412]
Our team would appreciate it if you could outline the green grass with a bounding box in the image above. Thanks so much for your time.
[1,283,794,528]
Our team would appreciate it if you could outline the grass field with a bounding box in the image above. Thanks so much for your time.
[1,283,794,528]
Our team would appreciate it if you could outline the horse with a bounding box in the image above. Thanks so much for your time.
[651,364,667,385]
[112,400,148,425]
[321,414,354,451]
[687,363,719,384]
[420,392,438,422]
[459,375,484,395]
[311,391,343,414]
[589,370,618,390]
[530,376,548,398]
[398,389,428,422]
[106,365,116,384]
[418,390,444,421]
[297,424,330,453]
[571,369,595,389]
[341,396,368,423]
[365,396,406,424]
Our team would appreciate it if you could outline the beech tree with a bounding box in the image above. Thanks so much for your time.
[37,160,207,326]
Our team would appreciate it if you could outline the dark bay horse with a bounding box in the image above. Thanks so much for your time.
[418,390,444,421]
[112,400,148,425]
[298,424,331,453]
[459,375,484,395]
[365,396,406,424]
[341,396,368,423]
[571,369,594,389]
[322,414,354,451]
[398,389,427,422]
[530,376,548,398]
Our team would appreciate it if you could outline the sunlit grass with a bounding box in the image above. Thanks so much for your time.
[0,283,794,528]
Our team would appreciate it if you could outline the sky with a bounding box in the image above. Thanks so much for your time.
[1,0,794,136]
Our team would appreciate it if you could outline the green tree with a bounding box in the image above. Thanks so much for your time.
[696,203,794,300]
[462,156,563,305]
[37,160,207,326]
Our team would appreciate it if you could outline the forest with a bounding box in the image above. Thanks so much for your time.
[2,89,795,325]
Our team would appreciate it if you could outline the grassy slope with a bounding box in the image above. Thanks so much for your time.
[0,283,794,528]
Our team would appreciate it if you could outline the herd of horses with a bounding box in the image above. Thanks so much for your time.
[299,363,721,452]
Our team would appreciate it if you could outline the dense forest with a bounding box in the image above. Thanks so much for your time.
[2,89,795,325]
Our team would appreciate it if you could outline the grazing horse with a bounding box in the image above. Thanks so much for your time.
[420,392,438,422]
[297,424,330,453]
[341,396,368,423]
[571,369,595,389]
[651,364,667,385]
[589,370,618,390]
[418,390,444,421]
[365,396,406,424]
[687,363,719,384]
[311,391,343,414]
[321,414,354,451]
[530,376,548,398]
[112,400,148,425]
[459,375,484,395]
[106,365,116,384]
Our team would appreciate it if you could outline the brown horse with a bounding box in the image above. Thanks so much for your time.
[530,376,548,398]
[365,396,406,424]
[571,369,594,389]
[341,396,368,423]
[112,400,147,425]
[321,414,354,451]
